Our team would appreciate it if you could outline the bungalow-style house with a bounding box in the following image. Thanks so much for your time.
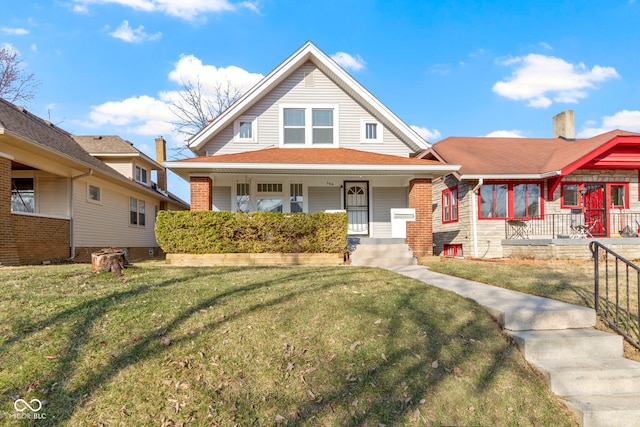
[165,41,459,260]
[0,97,188,265]
[422,110,640,259]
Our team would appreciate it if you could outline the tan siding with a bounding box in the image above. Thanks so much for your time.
[72,177,160,249]
[202,63,413,157]
[104,160,133,179]
[36,172,69,217]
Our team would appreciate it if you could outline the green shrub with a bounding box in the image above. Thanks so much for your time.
[155,211,348,254]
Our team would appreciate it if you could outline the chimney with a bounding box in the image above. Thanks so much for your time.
[155,136,167,193]
[553,110,575,140]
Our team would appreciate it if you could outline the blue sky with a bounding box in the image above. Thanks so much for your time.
[3,0,640,202]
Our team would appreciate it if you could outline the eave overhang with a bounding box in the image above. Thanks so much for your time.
[165,161,459,181]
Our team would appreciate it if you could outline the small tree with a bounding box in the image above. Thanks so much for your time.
[0,46,39,105]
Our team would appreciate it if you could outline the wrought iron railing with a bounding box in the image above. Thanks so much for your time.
[589,241,640,350]
[504,212,640,239]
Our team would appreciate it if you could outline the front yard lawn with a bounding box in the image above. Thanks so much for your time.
[0,263,577,426]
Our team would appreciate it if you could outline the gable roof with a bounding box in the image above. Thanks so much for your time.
[167,147,457,180]
[0,98,121,176]
[73,135,163,169]
[187,41,429,153]
[0,98,187,207]
[422,129,640,178]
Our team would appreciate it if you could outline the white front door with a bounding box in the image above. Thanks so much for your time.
[345,181,369,235]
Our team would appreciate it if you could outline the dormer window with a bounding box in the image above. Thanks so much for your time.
[234,116,257,142]
[135,166,148,184]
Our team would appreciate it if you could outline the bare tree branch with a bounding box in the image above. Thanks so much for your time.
[0,47,40,106]
[168,77,243,158]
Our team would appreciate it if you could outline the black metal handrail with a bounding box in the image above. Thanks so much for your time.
[589,241,640,350]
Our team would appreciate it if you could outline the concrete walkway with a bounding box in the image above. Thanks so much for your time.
[385,264,640,427]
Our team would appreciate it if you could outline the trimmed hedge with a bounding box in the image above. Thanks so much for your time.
[155,211,348,254]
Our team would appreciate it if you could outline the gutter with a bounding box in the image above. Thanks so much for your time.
[471,178,483,258]
[69,169,93,259]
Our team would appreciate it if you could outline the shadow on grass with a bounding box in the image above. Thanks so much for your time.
[2,265,545,426]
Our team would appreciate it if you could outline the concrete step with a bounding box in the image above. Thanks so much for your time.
[507,329,623,360]
[529,357,640,396]
[350,243,416,267]
[561,393,640,427]
[351,256,417,267]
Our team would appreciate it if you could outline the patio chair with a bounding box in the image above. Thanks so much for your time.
[570,218,599,239]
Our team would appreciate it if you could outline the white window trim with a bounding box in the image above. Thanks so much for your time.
[87,183,102,205]
[361,118,383,144]
[279,104,339,147]
[135,165,149,185]
[234,116,258,143]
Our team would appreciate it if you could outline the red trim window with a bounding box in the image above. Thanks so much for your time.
[561,183,629,209]
[443,244,463,257]
[442,187,458,223]
[479,182,543,220]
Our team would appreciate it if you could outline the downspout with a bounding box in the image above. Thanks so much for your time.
[69,169,93,259]
[471,178,483,258]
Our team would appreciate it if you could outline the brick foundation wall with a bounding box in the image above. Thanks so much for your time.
[407,178,433,257]
[11,214,70,264]
[190,176,212,211]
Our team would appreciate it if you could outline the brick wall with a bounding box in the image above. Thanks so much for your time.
[190,176,212,211]
[11,214,70,264]
[407,178,433,256]
[0,156,19,265]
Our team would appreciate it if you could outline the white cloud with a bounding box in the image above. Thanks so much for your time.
[73,0,258,20]
[493,54,619,108]
[411,125,441,141]
[485,130,525,138]
[578,110,640,137]
[165,54,263,93]
[331,52,366,72]
[1,27,29,36]
[82,54,264,142]
[30,44,37,52]
[109,20,161,43]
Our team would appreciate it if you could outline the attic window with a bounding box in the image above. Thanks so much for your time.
[280,104,339,147]
[361,119,382,144]
[234,116,257,142]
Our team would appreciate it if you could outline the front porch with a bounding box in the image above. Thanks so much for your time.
[503,212,640,240]
[502,237,640,261]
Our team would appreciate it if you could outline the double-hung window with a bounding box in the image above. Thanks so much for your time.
[130,197,146,226]
[442,187,458,223]
[281,105,338,146]
[135,166,148,184]
[283,109,306,144]
[290,183,303,213]
[237,183,250,213]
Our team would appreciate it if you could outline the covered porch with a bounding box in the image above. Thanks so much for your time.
[166,147,459,257]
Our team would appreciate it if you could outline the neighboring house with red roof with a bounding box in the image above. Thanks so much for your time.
[0,98,188,265]
[165,41,459,258]
[422,110,640,259]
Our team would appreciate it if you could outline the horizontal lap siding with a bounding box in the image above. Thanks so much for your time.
[213,186,232,211]
[203,63,412,157]
[309,187,341,212]
[72,177,160,249]
[372,187,408,238]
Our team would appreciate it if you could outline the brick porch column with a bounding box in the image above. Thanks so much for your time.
[190,176,212,211]
[406,177,433,257]
[0,154,19,265]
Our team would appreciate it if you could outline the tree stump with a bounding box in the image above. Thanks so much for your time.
[91,248,130,276]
